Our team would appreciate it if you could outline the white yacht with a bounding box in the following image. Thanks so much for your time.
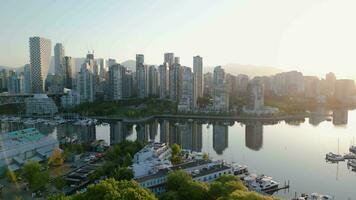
[347,159,356,168]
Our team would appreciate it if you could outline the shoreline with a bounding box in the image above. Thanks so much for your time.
[92,113,310,123]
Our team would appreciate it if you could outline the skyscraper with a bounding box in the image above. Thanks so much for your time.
[109,64,125,100]
[23,64,32,93]
[148,65,158,97]
[54,43,65,76]
[246,79,264,110]
[29,36,51,93]
[63,56,74,89]
[76,63,95,102]
[136,54,147,98]
[164,53,174,66]
[169,63,181,102]
[159,63,169,99]
[178,66,194,112]
[193,56,203,108]
[213,66,229,111]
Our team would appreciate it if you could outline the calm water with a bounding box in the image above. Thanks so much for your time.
[1,109,356,199]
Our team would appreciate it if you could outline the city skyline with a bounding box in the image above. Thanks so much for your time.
[2,0,356,79]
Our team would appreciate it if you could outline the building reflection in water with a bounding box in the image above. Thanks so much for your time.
[159,120,170,144]
[333,109,348,126]
[245,121,263,151]
[110,121,133,145]
[149,121,158,141]
[212,123,229,155]
[308,108,331,126]
[57,124,96,144]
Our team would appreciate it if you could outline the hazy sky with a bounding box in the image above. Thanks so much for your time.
[1,0,356,78]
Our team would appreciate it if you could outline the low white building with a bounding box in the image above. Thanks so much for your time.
[0,128,59,174]
[132,142,172,178]
[25,94,58,115]
[135,159,233,194]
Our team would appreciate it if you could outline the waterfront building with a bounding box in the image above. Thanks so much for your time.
[123,70,134,98]
[25,94,58,115]
[270,71,304,97]
[178,66,194,112]
[243,78,278,115]
[54,43,65,77]
[76,63,95,102]
[213,66,229,112]
[7,70,21,94]
[0,128,59,174]
[303,76,320,100]
[29,36,51,93]
[203,72,213,96]
[159,63,169,99]
[169,63,182,102]
[334,79,355,103]
[246,79,264,110]
[109,64,125,100]
[23,64,32,93]
[0,69,8,91]
[61,89,81,109]
[148,65,158,97]
[135,159,233,194]
[132,142,172,178]
[63,56,74,89]
[136,54,147,98]
[236,74,249,95]
[193,56,203,108]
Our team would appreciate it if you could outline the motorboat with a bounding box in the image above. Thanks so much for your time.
[347,159,356,168]
[248,175,279,192]
[231,163,248,176]
[310,193,334,200]
[349,145,356,154]
[325,152,344,162]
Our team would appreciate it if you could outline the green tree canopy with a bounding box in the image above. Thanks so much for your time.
[71,179,156,200]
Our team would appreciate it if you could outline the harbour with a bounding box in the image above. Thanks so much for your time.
[0,108,355,199]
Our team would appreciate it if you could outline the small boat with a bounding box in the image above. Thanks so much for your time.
[325,152,344,162]
[231,163,248,176]
[248,175,279,192]
[349,145,356,154]
[347,159,356,168]
[310,193,334,200]
[343,153,356,159]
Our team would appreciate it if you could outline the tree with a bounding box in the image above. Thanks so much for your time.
[202,153,209,160]
[166,170,191,191]
[48,194,70,200]
[165,170,208,200]
[171,144,183,165]
[53,176,67,190]
[22,161,49,191]
[112,167,133,181]
[71,179,157,200]
[171,144,181,156]
[5,169,17,183]
[48,147,64,166]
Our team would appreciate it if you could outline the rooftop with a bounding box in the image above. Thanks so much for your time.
[0,128,46,151]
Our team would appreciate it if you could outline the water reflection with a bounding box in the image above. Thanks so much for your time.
[332,109,348,126]
[245,121,263,151]
[213,123,229,155]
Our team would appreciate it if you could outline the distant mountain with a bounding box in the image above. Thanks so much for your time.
[121,60,136,71]
[205,63,283,77]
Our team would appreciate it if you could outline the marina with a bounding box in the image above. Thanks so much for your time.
[0,109,356,199]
